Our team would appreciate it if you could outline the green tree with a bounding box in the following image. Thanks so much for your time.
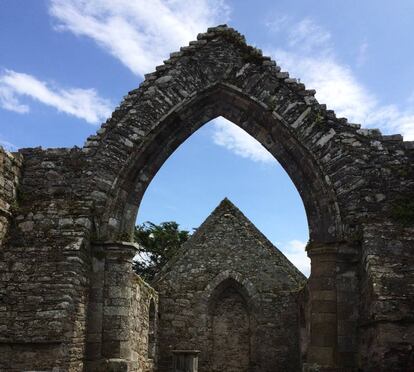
[133,221,190,281]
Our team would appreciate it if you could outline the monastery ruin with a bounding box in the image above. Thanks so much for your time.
[0,25,413,371]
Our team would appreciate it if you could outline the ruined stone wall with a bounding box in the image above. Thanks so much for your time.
[0,147,93,371]
[355,146,414,370]
[130,276,158,372]
[359,223,414,370]
[0,25,413,371]
[0,147,22,245]
[153,200,306,372]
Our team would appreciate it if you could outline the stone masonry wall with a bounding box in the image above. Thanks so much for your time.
[0,147,93,371]
[153,199,306,372]
[130,275,158,372]
[359,223,414,370]
[0,147,22,245]
[356,149,414,371]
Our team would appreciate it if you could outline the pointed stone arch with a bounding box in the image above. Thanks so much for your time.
[83,26,366,246]
[82,27,409,369]
[84,26,409,251]
[101,82,342,244]
[204,270,259,310]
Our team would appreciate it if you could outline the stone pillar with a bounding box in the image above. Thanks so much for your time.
[305,244,338,370]
[335,244,359,369]
[85,245,106,365]
[102,242,138,360]
[86,241,138,372]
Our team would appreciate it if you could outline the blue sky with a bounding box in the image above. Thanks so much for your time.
[1,1,414,276]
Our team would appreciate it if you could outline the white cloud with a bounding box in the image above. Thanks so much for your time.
[0,69,112,124]
[266,17,414,140]
[265,15,290,33]
[288,18,331,52]
[49,0,230,77]
[0,85,29,113]
[211,117,274,164]
[366,104,414,139]
[280,239,310,277]
[273,49,377,124]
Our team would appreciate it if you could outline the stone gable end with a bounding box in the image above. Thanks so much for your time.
[153,198,306,372]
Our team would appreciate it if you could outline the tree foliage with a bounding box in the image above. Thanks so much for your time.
[133,221,190,281]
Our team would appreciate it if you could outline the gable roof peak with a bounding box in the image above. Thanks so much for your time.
[212,197,242,216]
[208,24,229,31]
[197,24,247,45]
[153,198,307,283]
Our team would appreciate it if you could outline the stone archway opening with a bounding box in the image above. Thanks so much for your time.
[132,115,311,371]
[102,83,342,246]
[96,82,344,370]
[135,115,310,277]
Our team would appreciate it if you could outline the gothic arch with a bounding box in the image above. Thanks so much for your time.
[82,26,380,367]
[79,25,414,370]
[102,83,341,244]
[81,25,382,246]
[204,270,258,310]
[207,276,253,312]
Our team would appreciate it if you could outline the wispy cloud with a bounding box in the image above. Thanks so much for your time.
[279,239,310,277]
[211,117,274,164]
[266,17,414,140]
[356,40,369,67]
[265,15,290,33]
[0,69,112,124]
[288,18,331,52]
[0,84,29,114]
[0,137,18,151]
[273,49,377,124]
[49,0,230,77]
